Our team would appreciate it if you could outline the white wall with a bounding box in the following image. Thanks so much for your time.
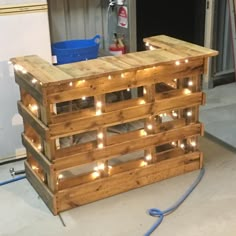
[0,11,51,160]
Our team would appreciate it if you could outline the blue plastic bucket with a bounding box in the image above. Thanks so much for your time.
[52,35,100,65]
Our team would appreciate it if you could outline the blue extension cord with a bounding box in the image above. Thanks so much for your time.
[0,175,26,186]
[144,167,205,236]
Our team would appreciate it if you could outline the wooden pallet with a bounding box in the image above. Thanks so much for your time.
[11,35,218,215]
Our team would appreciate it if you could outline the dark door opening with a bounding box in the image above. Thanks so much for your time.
[136,0,206,51]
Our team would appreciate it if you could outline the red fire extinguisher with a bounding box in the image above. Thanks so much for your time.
[109,33,125,56]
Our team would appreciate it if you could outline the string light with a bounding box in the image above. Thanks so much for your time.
[29,104,38,112]
[191,141,196,147]
[58,174,64,179]
[175,61,180,66]
[184,89,191,95]
[37,144,42,151]
[188,81,193,86]
[69,82,73,86]
[147,124,153,130]
[143,88,147,95]
[121,73,125,78]
[171,141,177,146]
[180,144,185,149]
[140,130,147,136]
[31,78,37,84]
[172,111,178,117]
[185,59,189,63]
[127,88,130,92]
[140,161,148,167]
[96,110,102,116]
[82,96,86,100]
[145,154,152,161]
[139,100,146,105]
[98,143,104,149]
[97,132,103,139]
[94,163,105,171]
[92,171,100,179]
[32,166,39,170]
[96,101,102,108]
[187,111,192,117]
[108,75,112,80]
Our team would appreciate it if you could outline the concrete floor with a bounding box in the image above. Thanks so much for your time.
[1,135,236,236]
[200,82,236,149]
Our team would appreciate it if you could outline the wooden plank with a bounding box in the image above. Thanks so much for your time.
[46,58,204,103]
[22,134,51,173]
[15,72,43,105]
[25,162,57,215]
[56,154,201,212]
[58,150,200,190]
[48,92,203,138]
[18,101,49,140]
[53,123,203,171]
[143,35,218,58]
[11,55,73,85]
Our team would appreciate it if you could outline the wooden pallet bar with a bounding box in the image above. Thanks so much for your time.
[11,35,218,214]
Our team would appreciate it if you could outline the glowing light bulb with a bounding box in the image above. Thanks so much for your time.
[143,88,147,95]
[108,75,112,80]
[145,154,152,161]
[188,81,193,86]
[139,100,146,105]
[97,163,105,170]
[175,61,180,66]
[149,46,155,50]
[184,89,191,95]
[96,101,102,108]
[180,144,185,149]
[147,124,153,130]
[29,104,38,112]
[187,111,192,117]
[121,73,125,78]
[92,171,100,179]
[97,132,103,139]
[140,130,147,136]
[172,111,178,117]
[191,141,196,147]
[58,174,64,179]
[171,141,176,146]
[96,110,102,116]
[98,143,104,149]
[185,59,189,63]
[159,114,163,117]
[69,82,73,86]
[127,88,130,92]
[37,144,42,151]
[31,78,37,84]
[82,96,86,100]
[140,161,148,167]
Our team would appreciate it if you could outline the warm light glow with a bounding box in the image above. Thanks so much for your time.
[31,78,37,84]
[98,143,104,149]
[145,42,150,47]
[69,82,73,86]
[108,75,112,80]
[149,46,155,50]
[171,141,176,146]
[139,100,146,105]
[188,81,193,86]
[159,114,163,117]
[97,132,104,139]
[145,154,152,161]
[92,171,100,179]
[180,144,185,149]
[173,78,177,82]
[175,61,180,66]
[121,73,125,78]
[147,124,153,130]
[127,88,130,92]
[29,104,38,112]
[143,88,147,95]
[140,161,148,167]
[140,130,147,136]
[32,166,38,170]
[58,174,64,179]
[187,111,192,117]
[37,144,42,151]
[172,111,178,117]
[22,69,27,74]
[82,96,86,100]
[96,110,102,116]
[185,59,189,63]
[191,141,196,147]
[184,89,191,95]
[94,163,105,171]
[96,101,102,108]
[39,82,43,86]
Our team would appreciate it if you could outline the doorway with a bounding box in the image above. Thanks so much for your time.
[136,0,206,51]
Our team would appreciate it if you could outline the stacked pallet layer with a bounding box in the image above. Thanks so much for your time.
[11,35,218,215]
